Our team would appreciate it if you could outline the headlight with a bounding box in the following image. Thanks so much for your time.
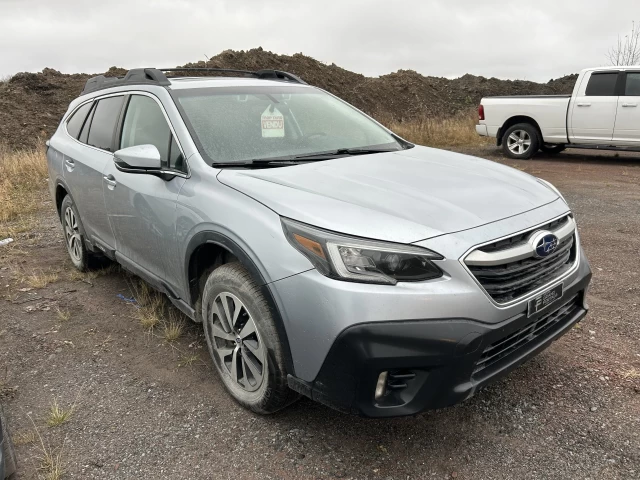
[282,218,444,285]
[537,178,567,204]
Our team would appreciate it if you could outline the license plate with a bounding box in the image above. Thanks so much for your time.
[528,283,563,316]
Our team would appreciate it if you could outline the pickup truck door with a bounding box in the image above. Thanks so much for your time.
[612,71,640,145]
[570,71,620,144]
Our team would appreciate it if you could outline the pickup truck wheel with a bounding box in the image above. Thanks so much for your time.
[502,123,540,159]
[540,144,566,155]
[201,263,298,414]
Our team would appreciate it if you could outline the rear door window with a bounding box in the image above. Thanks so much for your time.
[585,72,619,96]
[66,102,93,139]
[624,72,640,96]
[87,96,125,151]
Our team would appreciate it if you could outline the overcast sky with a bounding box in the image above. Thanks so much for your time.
[1,0,638,81]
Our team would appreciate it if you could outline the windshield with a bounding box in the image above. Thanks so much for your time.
[172,86,403,164]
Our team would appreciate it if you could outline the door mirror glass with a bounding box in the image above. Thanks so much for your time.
[114,144,162,170]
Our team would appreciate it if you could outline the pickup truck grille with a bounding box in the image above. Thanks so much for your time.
[464,215,576,304]
[473,294,580,376]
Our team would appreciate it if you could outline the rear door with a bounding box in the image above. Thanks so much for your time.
[569,71,620,144]
[102,93,187,288]
[62,95,124,250]
[612,71,640,145]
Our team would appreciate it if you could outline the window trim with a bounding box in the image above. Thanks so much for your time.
[621,71,640,96]
[584,71,623,97]
[116,92,190,177]
[63,91,190,178]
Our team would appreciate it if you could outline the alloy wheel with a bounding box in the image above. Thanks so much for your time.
[206,292,266,392]
[64,206,83,263]
[507,129,532,155]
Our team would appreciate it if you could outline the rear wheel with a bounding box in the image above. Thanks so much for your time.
[201,263,298,414]
[502,123,540,159]
[540,143,566,155]
[60,196,106,271]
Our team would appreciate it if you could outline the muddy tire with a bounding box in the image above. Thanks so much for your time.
[502,123,540,159]
[201,263,298,414]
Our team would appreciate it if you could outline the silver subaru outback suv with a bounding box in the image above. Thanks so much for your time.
[46,68,592,417]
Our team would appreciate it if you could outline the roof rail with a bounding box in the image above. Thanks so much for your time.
[160,68,307,85]
[81,68,170,95]
[81,67,307,95]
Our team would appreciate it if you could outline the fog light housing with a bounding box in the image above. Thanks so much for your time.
[374,371,388,401]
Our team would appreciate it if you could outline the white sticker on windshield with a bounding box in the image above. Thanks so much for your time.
[261,106,285,138]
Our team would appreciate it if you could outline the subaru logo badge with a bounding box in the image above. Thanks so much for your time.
[529,231,559,258]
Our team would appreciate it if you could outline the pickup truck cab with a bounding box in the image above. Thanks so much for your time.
[477,66,640,159]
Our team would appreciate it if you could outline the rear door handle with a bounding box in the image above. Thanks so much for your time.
[622,103,638,107]
[576,103,591,107]
[103,174,117,189]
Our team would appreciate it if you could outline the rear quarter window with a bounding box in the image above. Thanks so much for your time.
[87,96,125,151]
[65,102,93,139]
[585,72,619,96]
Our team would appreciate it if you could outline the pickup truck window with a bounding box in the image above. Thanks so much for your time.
[624,73,640,96]
[585,72,618,96]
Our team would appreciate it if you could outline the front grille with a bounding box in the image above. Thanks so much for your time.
[467,233,576,304]
[478,215,570,253]
[473,294,580,376]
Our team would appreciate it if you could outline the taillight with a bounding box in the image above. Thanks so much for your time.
[478,104,485,121]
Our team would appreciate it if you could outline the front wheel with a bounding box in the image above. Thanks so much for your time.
[501,123,540,159]
[201,263,298,414]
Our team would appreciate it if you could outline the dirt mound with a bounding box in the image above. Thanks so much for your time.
[0,48,578,149]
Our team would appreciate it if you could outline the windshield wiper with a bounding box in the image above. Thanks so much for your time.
[212,147,400,168]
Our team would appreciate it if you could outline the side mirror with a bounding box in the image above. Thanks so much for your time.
[114,145,162,170]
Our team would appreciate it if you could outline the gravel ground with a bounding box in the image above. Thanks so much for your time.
[0,147,639,479]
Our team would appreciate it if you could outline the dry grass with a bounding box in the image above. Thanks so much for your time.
[178,353,201,368]
[386,110,492,149]
[46,399,73,427]
[621,367,640,379]
[163,316,184,342]
[13,429,37,446]
[27,414,65,480]
[130,279,166,330]
[56,308,71,322]
[0,144,49,224]
[25,270,59,289]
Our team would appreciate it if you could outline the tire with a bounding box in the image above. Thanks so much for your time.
[201,263,298,414]
[1,405,17,479]
[540,143,566,155]
[60,195,103,272]
[501,123,540,159]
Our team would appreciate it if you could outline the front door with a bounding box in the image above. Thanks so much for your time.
[570,71,620,144]
[103,94,187,286]
[612,71,640,145]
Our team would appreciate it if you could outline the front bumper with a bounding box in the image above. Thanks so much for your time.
[287,255,591,417]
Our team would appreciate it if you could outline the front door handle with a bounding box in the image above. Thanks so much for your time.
[576,103,591,107]
[622,103,638,107]
[103,174,117,189]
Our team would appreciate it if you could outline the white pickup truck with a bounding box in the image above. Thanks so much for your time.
[476,66,640,159]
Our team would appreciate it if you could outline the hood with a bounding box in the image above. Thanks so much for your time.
[217,146,560,244]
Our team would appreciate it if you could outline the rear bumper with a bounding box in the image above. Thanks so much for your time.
[288,257,591,417]
[476,124,488,136]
